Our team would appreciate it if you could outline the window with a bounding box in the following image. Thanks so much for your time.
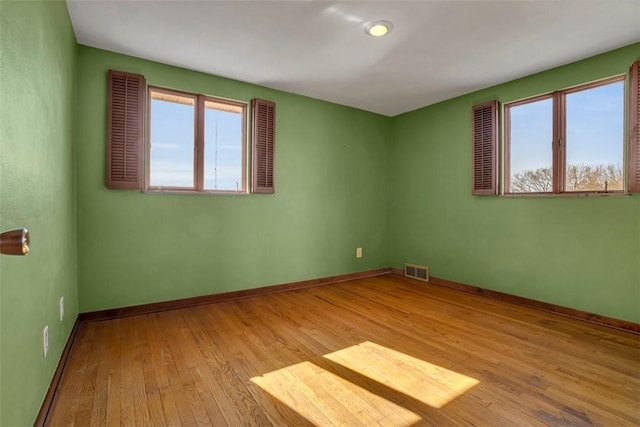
[148,87,246,192]
[505,77,625,194]
[107,69,276,194]
[472,61,640,196]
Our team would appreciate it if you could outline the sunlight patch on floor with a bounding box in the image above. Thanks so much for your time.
[324,341,479,409]
[251,360,422,426]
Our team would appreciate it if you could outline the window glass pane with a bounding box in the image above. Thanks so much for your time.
[509,98,553,193]
[203,100,244,191]
[149,92,195,188]
[565,81,624,191]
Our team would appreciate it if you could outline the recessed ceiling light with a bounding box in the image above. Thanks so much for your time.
[366,20,393,37]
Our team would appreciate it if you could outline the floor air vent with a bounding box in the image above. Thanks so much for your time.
[404,264,429,282]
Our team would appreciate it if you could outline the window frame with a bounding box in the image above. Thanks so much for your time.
[503,74,626,195]
[146,85,248,194]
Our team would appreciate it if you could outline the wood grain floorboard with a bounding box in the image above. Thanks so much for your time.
[47,275,640,426]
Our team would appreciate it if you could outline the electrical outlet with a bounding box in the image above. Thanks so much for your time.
[356,247,363,258]
[43,326,49,358]
[59,297,64,321]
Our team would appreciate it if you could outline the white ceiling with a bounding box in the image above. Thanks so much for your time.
[66,0,640,117]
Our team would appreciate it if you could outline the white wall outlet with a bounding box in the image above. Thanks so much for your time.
[356,247,363,258]
[59,297,64,321]
[43,326,49,358]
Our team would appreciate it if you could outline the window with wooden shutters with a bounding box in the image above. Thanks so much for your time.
[629,60,640,193]
[472,101,499,195]
[251,98,276,193]
[107,70,145,189]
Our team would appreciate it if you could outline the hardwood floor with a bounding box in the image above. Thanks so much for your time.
[47,275,640,426]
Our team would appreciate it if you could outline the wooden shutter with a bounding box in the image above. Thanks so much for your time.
[251,98,276,193]
[472,101,499,195]
[107,70,145,189]
[629,61,640,193]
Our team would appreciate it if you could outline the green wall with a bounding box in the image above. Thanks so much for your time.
[75,46,391,312]
[0,1,78,425]
[391,43,640,323]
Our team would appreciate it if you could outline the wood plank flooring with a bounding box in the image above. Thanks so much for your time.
[47,275,640,426]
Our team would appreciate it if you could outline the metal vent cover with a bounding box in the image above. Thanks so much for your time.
[404,263,429,282]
